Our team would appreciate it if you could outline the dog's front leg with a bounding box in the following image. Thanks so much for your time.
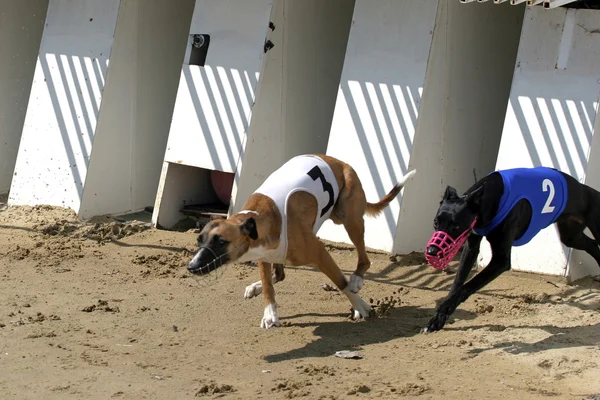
[244,264,285,299]
[258,261,281,329]
[447,235,482,298]
[424,252,510,333]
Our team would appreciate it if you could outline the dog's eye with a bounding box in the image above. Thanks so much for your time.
[212,235,228,247]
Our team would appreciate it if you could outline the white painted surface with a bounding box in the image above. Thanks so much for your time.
[318,0,438,252]
[231,0,355,212]
[320,1,524,253]
[568,80,600,281]
[0,0,48,195]
[163,0,272,174]
[79,0,195,219]
[396,1,524,255]
[478,8,600,276]
[9,0,120,211]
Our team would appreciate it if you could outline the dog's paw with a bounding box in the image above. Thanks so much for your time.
[244,281,262,299]
[343,288,372,320]
[351,297,372,320]
[260,303,281,329]
[348,274,364,293]
[424,318,443,333]
[424,307,451,333]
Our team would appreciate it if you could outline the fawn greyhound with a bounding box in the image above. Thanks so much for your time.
[187,154,416,328]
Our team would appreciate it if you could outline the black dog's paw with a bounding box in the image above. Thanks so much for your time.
[423,302,454,333]
[423,315,446,333]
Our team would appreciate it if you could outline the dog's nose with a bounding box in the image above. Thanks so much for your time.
[187,251,202,272]
[426,246,440,256]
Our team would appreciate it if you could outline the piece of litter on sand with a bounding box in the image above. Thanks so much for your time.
[334,350,362,359]
[262,370,271,373]
[321,283,338,292]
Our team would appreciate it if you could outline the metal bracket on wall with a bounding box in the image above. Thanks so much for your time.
[264,39,274,53]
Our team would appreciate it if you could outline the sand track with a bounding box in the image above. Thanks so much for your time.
[1,205,599,399]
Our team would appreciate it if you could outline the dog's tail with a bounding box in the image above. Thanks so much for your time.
[365,169,417,217]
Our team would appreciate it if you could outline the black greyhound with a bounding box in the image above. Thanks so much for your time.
[423,166,600,333]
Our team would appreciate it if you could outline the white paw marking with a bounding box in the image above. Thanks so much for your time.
[348,274,364,293]
[343,287,372,320]
[260,303,280,329]
[244,280,262,299]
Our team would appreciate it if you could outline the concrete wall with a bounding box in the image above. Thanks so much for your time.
[0,0,49,196]
[151,0,273,229]
[79,0,195,219]
[317,0,438,252]
[396,0,525,255]
[163,0,272,174]
[478,7,600,276]
[570,101,600,281]
[319,0,524,253]
[8,0,194,218]
[230,0,355,213]
[9,0,121,210]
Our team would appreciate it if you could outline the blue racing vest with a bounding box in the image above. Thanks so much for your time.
[473,167,568,246]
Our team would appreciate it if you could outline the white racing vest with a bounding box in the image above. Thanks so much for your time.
[242,155,340,264]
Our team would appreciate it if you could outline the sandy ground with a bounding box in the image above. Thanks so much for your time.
[0,204,599,400]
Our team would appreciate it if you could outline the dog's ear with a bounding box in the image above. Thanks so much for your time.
[240,217,258,240]
[464,184,484,211]
[442,186,459,201]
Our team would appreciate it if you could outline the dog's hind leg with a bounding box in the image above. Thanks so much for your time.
[308,236,372,320]
[343,216,371,293]
[244,263,285,300]
[333,178,371,293]
[558,216,600,267]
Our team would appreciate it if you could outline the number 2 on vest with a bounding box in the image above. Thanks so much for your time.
[307,166,334,217]
[541,179,555,214]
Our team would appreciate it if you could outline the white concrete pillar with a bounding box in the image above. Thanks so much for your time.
[318,0,438,251]
[0,0,49,197]
[319,0,524,254]
[478,7,600,276]
[395,1,525,255]
[317,0,439,252]
[230,0,356,214]
[9,0,194,218]
[78,0,195,219]
[9,0,121,211]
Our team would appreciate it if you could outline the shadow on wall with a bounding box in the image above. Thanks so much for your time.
[509,90,599,180]
[182,64,258,172]
[39,53,108,201]
[338,79,421,240]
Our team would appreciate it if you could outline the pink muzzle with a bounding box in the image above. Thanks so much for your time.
[425,219,477,270]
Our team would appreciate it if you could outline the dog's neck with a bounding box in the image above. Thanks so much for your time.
[236,194,283,250]
[468,175,503,230]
